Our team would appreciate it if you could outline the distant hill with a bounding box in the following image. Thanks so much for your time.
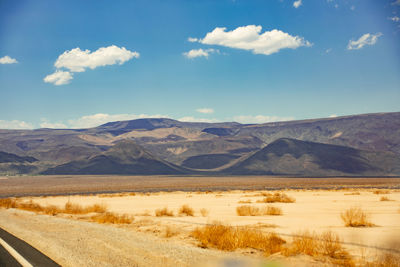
[42,140,185,175]
[0,151,37,163]
[224,138,400,176]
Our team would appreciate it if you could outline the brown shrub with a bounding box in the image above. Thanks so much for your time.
[266,206,282,216]
[364,253,400,267]
[155,207,174,217]
[90,212,133,224]
[374,190,390,195]
[164,226,179,238]
[0,198,18,209]
[200,208,209,217]
[380,196,393,201]
[236,205,282,216]
[344,192,360,195]
[341,207,374,227]
[256,192,295,203]
[179,204,194,216]
[238,199,252,204]
[283,231,354,266]
[191,223,285,255]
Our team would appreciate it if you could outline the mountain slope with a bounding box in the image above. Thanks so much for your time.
[224,138,400,176]
[0,151,37,163]
[42,140,185,175]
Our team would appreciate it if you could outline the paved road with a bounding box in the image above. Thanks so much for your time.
[0,227,60,267]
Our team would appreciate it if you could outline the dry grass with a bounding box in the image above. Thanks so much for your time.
[344,192,360,195]
[256,192,295,203]
[340,207,374,227]
[199,208,209,217]
[191,223,285,255]
[283,230,354,266]
[236,205,282,216]
[238,199,252,204]
[380,196,393,201]
[373,190,390,195]
[155,207,174,217]
[164,226,179,238]
[364,253,400,267]
[0,198,108,216]
[90,212,133,224]
[179,204,194,216]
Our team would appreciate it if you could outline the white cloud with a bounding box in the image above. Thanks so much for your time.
[39,119,67,128]
[196,108,214,114]
[178,116,220,123]
[43,70,73,86]
[347,33,382,50]
[193,25,311,56]
[0,120,33,129]
[54,45,139,72]
[350,5,355,11]
[183,48,218,59]
[0,56,18,64]
[392,0,400,5]
[68,113,168,128]
[329,114,338,118]
[389,16,400,22]
[325,48,332,53]
[188,37,198,42]
[293,0,302,8]
[44,45,139,85]
[233,115,294,124]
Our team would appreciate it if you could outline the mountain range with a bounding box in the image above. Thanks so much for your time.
[0,112,399,176]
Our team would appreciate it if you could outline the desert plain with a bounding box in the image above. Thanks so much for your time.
[0,176,399,267]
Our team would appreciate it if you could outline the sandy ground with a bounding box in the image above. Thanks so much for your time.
[1,175,399,197]
[1,188,399,266]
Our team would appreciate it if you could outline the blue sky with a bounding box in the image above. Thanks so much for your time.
[0,0,399,129]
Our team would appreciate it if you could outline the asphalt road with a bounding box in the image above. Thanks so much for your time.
[0,227,60,267]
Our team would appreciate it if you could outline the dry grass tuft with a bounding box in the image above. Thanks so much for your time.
[191,223,285,255]
[380,196,393,201]
[341,207,374,227]
[90,212,133,224]
[238,199,252,204]
[236,205,282,216]
[256,192,295,203]
[179,204,194,216]
[344,192,360,195]
[200,208,209,217]
[164,226,179,238]
[364,253,400,267]
[155,207,174,217]
[283,230,354,266]
[373,190,390,195]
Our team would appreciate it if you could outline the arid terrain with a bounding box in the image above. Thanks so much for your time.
[0,176,399,266]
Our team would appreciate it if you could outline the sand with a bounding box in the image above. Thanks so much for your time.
[0,188,397,266]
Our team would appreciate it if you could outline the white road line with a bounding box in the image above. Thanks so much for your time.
[0,237,33,267]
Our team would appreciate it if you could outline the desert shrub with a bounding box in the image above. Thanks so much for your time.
[90,212,133,224]
[0,198,18,209]
[380,196,393,201]
[164,226,179,238]
[179,204,194,216]
[344,192,360,195]
[283,231,354,266]
[200,208,209,217]
[236,205,282,216]
[191,223,285,255]
[257,192,295,203]
[341,207,374,227]
[155,207,174,217]
[266,206,282,216]
[374,190,390,195]
[238,199,252,204]
[364,253,400,267]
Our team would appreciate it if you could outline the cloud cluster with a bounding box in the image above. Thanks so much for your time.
[0,120,33,129]
[192,25,311,55]
[196,108,214,114]
[178,116,220,123]
[233,115,294,124]
[183,48,218,59]
[0,56,18,64]
[44,45,139,85]
[389,16,400,22]
[293,0,302,8]
[347,33,382,50]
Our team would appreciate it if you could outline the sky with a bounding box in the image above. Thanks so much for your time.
[0,0,399,129]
